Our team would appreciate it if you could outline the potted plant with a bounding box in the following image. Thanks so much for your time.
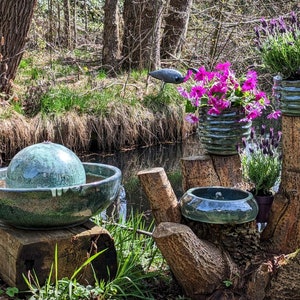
[178,61,280,155]
[239,125,282,224]
[254,12,300,115]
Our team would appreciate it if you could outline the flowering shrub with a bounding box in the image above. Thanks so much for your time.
[239,125,282,196]
[254,11,300,80]
[178,62,280,123]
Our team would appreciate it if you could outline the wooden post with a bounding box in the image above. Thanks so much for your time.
[137,167,181,224]
[0,221,117,290]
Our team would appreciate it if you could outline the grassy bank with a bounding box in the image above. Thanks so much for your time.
[0,51,195,163]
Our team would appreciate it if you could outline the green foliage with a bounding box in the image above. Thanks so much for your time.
[21,213,169,299]
[39,86,117,115]
[255,12,300,79]
[0,286,19,298]
[143,85,184,110]
[239,126,282,195]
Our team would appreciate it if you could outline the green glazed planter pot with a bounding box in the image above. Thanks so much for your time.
[180,186,258,224]
[198,107,252,156]
[273,76,300,116]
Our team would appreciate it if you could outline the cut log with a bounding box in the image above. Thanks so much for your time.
[180,154,242,191]
[0,220,117,290]
[137,167,181,224]
[262,115,300,253]
[153,222,240,299]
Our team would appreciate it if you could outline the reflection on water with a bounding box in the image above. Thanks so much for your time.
[83,134,204,220]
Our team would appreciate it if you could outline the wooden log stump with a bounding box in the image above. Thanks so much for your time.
[180,154,243,191]
[153,222,240,299]
[137,167,181,224]
[0,220,117,290]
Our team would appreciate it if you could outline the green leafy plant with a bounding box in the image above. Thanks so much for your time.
[255,12,300,80]
[239,125,282,196]
[21,213,173,299]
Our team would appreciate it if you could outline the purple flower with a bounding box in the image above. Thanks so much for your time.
[194,66,207,81]
[215,61,231,72]
[242,70,257,92]
[267,110,281,119]
[179,61,281,124]
[190,86,206,99]
[185,113,199,124]
[177,86,189,99]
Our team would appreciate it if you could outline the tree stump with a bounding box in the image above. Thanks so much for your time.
[180,154,243,191]
[138,114,300,299]
[0,220,117,290]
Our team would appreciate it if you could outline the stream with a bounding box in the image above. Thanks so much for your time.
[82,134,205,222]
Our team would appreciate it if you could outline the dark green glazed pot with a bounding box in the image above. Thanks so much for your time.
[273,75,300,116]
[180,186,258,224]
[198,107,252,155]
[0,163,122,229]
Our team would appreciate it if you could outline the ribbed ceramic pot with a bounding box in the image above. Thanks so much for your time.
[198,107,252,155]
[273,75,300,116]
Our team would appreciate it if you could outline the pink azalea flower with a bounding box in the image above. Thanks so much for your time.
[194,66,207,81]
[177,86,189,98]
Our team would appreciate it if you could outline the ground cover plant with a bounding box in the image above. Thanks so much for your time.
[0,213,188,300]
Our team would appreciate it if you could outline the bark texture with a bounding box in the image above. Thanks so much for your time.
[161,0,193,59]
[0,0,37,94]
[122,0,163,70]
[180,154,243,191]
[137,167,181,224]
[139,113,300,298]
[153,222,239,298]
[262,116,300,253]
[102,0,122,74]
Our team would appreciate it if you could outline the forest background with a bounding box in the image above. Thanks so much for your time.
[0,0,299,162]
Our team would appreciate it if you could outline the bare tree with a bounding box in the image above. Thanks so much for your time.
[102,0,122,74]
[121,0,164,70]
[161,0,193,60]
[0,0,37,95]
[63,0,71,48]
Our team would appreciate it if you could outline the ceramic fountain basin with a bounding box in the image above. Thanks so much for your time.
[180,186,258,224]
[0,163,122,229]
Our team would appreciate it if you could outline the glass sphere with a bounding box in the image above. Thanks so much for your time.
[6,142,86,188]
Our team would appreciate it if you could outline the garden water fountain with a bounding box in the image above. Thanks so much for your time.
[0,142,122,289]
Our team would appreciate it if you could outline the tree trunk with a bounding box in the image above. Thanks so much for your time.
[102,0,122,75]
[121,0,163,70]
[262,115,300,253]
[161,0,193,60]
[0,0,37,94]
[63,0,71,48]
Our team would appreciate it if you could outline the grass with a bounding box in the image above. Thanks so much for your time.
[11,50,185,118]
[5,212,187,300]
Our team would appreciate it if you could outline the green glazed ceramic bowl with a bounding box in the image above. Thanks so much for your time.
[180,186,258,224]
[0,163,122,229]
